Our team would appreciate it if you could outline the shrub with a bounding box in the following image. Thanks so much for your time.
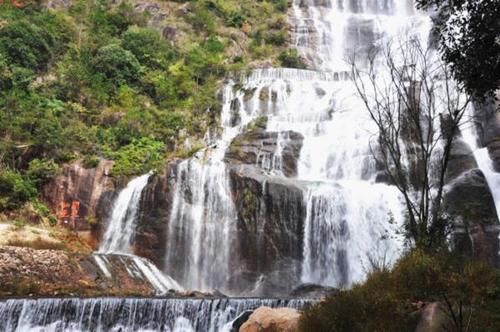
[121,26,176,69]
[93,44,142,87]
[299,249,500,332]
[0,169,37,210]
[278,49,306,68]
[110,137,165,177]
[0,11,71,71]
[27,158,60,187]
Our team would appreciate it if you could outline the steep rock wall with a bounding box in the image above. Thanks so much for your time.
[228,165,306,296]
[135,161,180,267]
[42,160,116,245]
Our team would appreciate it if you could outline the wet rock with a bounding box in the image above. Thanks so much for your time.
[42,159,116,233]
[135,160,180,268]
[225,121,304,177]
[227,165,307,295]
[445,169,498,226]
[231,310,254,332]
[445,169,500,266]
[289,283,338,298]
[239,306,301,332]
[445,137,478,181]
[473,97,500,171]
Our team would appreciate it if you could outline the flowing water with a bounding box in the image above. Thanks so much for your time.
[165,0,436,292]
[97,173,183,293]
[0,298,311,332]
[100,173,151,254]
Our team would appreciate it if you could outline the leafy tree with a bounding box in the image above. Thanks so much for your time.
[0,169,37,210]
[93,44,142,87]
[417,0,500,98]
[121,27,176,69]
[0,11,71,71]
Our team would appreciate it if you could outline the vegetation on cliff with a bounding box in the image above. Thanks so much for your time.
[0,0,301,215]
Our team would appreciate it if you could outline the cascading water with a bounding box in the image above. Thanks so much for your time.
[97,173,183,293]
[100,173,151,254]
[0,298,311,332]
[165,1,435,293]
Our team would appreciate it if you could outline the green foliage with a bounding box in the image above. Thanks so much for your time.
[416,0,500,98]
[278,49,306,68]
[0,10,72,71]
[300,249,500,332]
[93,44,142,87]
[121,27,176,69]
[0,0,296,215]
[0,169,37,210]
[109,137,165,177]
[27,158,60,187]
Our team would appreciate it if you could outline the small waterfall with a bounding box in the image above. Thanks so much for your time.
[98,173,183,293]
[100,173,151,254]
[0,297,311,332]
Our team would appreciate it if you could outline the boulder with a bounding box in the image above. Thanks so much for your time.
[239,307,301,332]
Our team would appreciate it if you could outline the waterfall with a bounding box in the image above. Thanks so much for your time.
[100,173,151,254]
[0,298,311,332]
[97,173,183,293]
[164,1,436,292]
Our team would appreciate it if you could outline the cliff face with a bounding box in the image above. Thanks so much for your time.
[41,160,117,248]
[135,161,181,267]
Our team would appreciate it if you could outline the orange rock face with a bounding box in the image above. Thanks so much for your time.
[239,307,301,332]
[42,160,115,231]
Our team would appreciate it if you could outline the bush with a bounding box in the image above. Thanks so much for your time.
[299,249,500,332]
[27,158,60,187]
[0,11,71,71]
[121,27,176,69]
[278,49,306,69]
[0,169,37,210]
[93,44,142,87]
[110,137,165,177]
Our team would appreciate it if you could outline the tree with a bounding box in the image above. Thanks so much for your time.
[351,39,470,248]
[416,0,500,98]
[93,44,141,87]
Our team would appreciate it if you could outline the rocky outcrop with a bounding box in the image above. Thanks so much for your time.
[228,164,306,296]
[135,161,180,267]
[473,96,500,171]
[0,246,159,297]
[239,307,301,332]
[42,160,116,234]
[289,283,338,298]
[445,169,500,266]
[225,117,304,177]
[445,169,498,226]
[445,137,478,181]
